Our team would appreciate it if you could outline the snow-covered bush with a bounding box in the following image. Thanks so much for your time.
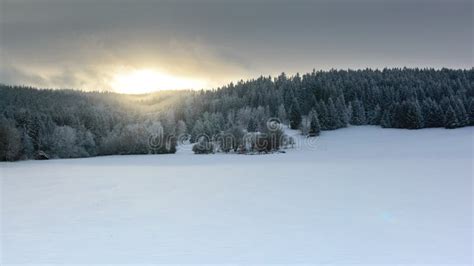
[192,136,214,154]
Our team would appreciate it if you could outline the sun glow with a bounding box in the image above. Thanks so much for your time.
[111,69,207,94]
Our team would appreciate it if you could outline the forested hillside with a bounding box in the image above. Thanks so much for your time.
[1,68,473,161]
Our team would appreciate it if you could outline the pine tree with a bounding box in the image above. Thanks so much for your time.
[422,99,444,127]
[452,98,468,126]
[310,95,318,110]
[289,98,302,129]
[308,109,321,136]
[316,100,329,130]
[277,104,287,124]
[247,116,258,132]
[191,119,205,143]
[20,129,35,159]
[326,98,339,130]
[401,100,423,129]
[335,96,349,127]
[176,120,187,137]
[0,117,22,161]
[467,98,474,126]
[380,109,392,128]
[368,104,382,125]
[350,100,367,125]
[388,103,401,128]
[444,105,459,129]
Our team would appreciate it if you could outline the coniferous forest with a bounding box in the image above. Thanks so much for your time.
[1,68,473,161]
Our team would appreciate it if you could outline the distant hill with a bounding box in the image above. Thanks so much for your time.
[1,68,473,161]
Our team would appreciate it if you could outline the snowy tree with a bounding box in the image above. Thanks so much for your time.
[218,125,245,152]
[289,98,302,129]
[277,104,287,125]
[51,126,81,158]
[326,98,339,130]
[191,119,206,143]
[422,99,444,127]
[367,104,382,125]
[400,100,424,129]
[316,100,329,130]
[308,109,321,136]
[77,129,96,156]
[0,117,22,161]
[380,108,392,128]
[467,98,474,126]
[350,99,367,125]
[247,116,258,132]
[192,136,214,154]
[452,98,468,127]
[20,129,35,159]
[335,96,349,127]
[176,120,187,137]
[444,105,459,129]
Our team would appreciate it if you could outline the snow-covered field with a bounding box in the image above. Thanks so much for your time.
[1,126,472,265]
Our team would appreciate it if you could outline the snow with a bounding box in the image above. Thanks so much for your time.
[1,126,472,265]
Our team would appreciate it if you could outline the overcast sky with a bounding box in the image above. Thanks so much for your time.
[0,0,472,91]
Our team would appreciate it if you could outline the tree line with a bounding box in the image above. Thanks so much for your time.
[1,68,472,161]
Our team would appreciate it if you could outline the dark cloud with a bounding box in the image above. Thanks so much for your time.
[0,0,472,90]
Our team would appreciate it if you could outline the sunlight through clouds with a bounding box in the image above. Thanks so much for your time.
[111,68,208,94]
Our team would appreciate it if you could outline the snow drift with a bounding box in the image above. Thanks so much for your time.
[1,126,472,264]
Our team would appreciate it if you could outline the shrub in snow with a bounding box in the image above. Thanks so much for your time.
[241,123,286,154]
[216,126,245,153]
[35,150,49,160]
[192,137,214,154]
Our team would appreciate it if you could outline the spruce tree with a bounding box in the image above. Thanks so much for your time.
[326,98,339,130]
[380,109,392,128]
[289,98,302,129]
[467,98,474,126]
[335,96,349,127]
[0,117,22,161]
[422,99,444,127]
[191,119,205,142]
[23,133,35,158]
[452,98,468,126]
[444,105,459,129]
[317,100,329,130]
[402,100,423,129]
[277,104,287,124]
[350,100,367,125]
[247,117,258,132]
[308,109,321,136]
[368,104,382,125]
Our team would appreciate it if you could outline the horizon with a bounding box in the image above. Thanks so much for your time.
[1,66,473,94]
